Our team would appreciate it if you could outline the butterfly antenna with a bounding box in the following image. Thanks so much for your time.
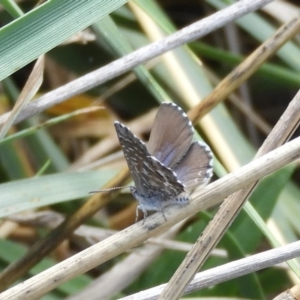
[89,186,131,194]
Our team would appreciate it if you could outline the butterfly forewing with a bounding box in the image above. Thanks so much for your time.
[114,122,145,194]
[147,103,194,168]
[114,121,184,200]
[173,141,213,191]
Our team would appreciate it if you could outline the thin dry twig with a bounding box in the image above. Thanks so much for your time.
[188,15,300,124]
[206,70,271,135]
[0,56,44,139]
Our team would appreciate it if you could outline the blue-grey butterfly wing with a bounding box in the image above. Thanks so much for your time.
[114,121,184,199]
[147,103,193,168]
[173,141,213,192]
[114,121,145,194]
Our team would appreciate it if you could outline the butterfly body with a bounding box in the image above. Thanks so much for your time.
[130,186,189,220]
[114,102,213,221]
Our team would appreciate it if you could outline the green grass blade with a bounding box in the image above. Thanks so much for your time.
[0,0,128,81]
[0,0,23,18]
[0,170,119,218]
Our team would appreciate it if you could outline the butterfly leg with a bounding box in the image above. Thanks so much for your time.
[136,205,148,224]
[141,209,148,225]
[161,209,167,221]
[135,205,140,223]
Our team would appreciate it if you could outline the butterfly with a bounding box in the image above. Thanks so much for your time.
[114,102,213,222]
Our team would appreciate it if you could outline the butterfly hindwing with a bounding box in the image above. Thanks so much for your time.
[147,103,194,168]
[173,141,213,192]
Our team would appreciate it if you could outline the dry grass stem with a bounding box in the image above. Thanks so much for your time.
[1,133,300,299]
[121,240,300,300]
